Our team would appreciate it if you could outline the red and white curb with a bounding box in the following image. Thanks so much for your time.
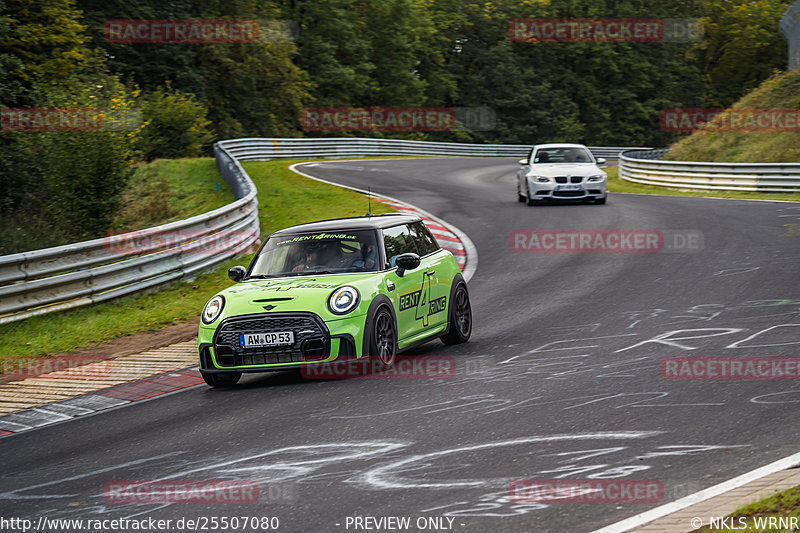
[0,367,203,437]
[374,198,467,271]
[289,161,477,283]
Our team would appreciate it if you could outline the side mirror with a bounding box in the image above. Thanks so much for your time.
[228,265,247,283]
[518,159,529,166]
[596,158,607,166]
[394,253,420,278]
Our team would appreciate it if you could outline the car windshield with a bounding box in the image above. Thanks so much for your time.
[533,147,593,164]
[248,230,380,277]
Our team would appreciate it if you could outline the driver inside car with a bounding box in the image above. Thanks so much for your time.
[292,245,322,271]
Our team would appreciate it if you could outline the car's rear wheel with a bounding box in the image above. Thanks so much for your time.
[517,182,526,202]
[442,283,472,345]
[202,371,241,388]
[370,307,397,366]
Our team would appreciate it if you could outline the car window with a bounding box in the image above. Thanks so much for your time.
[383,224,418,267]
[534,147,593,164]
[409,222,439,256]
[249,230,380,276]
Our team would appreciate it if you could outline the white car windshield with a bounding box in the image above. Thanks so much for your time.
[248,230,380,277]
[533,147,593,164]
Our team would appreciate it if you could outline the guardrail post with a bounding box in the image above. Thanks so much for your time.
[781,1,800,70]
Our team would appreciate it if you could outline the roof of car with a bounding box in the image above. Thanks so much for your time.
[533,143,589,149]
[272,213,422,235]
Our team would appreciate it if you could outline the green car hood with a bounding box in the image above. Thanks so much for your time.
[207,273,387,324]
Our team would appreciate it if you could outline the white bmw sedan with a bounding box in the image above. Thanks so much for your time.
[517,143,608,205]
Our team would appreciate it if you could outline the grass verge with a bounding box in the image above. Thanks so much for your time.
[0,159,394,361]
[606,166,800,202]
[697,485,800,532]
[112,158,234,231]
[665,69,800,163]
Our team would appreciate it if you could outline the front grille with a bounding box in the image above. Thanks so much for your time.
[213,313,329,367]
[553,190,586,197]
[554,176,584,184]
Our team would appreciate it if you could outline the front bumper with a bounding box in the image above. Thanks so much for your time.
[198,312,365,373]
[527,176,606,201]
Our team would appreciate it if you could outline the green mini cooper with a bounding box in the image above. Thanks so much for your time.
[198,213,472,387]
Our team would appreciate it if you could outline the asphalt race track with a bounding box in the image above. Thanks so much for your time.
[2,158,799,532]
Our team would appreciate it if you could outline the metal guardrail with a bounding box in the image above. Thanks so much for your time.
[0,137,650,324]
[0,143,259,324]
[8,135,791,325]
[619,150,800,192]
[217,137,647,162]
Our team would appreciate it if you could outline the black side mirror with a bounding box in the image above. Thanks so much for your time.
[394,253,420,278]
[228,265,247,283]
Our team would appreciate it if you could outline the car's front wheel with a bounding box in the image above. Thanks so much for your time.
[596,195,607,205]
[442,283,472,345]
[526,183,537,206]
[370,307,397,366]
[202,371,241,387]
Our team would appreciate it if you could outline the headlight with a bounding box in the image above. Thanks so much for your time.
[530,175,550,183]
[328,286,360,315]
[588,174,605,182]
[202,295,225,324]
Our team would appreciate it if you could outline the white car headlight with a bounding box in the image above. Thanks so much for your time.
[328,286,360,315]
[530,175,550,182]
[588,174,605,182]
[202,295,225,324]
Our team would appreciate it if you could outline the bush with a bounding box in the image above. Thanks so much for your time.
[0,78,141,254]
[137,87,213,161]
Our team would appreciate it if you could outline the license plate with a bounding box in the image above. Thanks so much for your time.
[239,331,294,348]
[556,184,583,191]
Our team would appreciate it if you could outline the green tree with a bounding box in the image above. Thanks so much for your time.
[0,0,142,253]
[77,0,310,139]
[0,0,90,107]
[137,86,213,161]
[286,0,430,140]
[692,0,791,107]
